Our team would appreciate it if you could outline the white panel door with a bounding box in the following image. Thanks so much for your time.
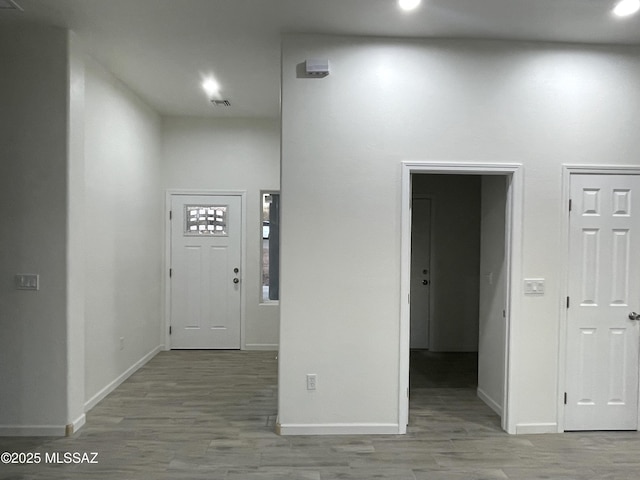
[170,194,242,349]
[410,197,431,349]
[565,174,640,430]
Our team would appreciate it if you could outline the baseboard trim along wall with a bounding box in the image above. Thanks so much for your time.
[0,424,70,437]
[84,345,162,412]
[477,387,503,417]
[276,423,400,435]
[515,422,558,434]
[244,343,278,351]
[68,413,86,436]
[0,408,87,438]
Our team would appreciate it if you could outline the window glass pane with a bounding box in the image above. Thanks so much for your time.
[185,205,227,236]
[261,192,280,302]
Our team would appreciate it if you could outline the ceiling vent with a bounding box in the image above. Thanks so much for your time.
[0,0,23,10]
[211,99,231,107]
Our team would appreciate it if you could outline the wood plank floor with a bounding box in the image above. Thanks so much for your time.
[2,350,640,479]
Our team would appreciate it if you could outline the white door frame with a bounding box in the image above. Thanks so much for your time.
[559,165,640,432]
[164,189,247,350]
[400,161,523,434]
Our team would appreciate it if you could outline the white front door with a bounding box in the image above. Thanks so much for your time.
[170,194,242,349]
[565,174,640,430]
[410,197,431,349]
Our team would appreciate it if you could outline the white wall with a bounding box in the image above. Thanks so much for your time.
[478,175,508,416]
[0,25,71,434]
[412,175,480,352]
[279,34,640,434]
[161,117,280,349]
[67,32,87,432]
[83,57,163,407]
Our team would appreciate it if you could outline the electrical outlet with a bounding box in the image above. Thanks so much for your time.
[15,274,39,290]
[306,374,317,391]
[119,337,125,350]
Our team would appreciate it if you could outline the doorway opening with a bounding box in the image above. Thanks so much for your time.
[409,174,504,430]
[399,162,523,435]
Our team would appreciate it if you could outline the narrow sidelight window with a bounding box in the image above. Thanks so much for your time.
[261,192,280,302]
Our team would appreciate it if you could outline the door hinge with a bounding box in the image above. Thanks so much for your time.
[564,392,567,405]
[568,199,572,212]
[169,326,172,335]
[169,268,172,278]
[566,296,570,308]
[502,309,506,318]
[169,210,172,220]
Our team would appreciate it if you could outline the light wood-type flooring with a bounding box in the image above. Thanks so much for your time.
[2,350,640,479]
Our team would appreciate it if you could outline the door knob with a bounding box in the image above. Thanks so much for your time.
[629,312,640,320]
[233,278,239,284]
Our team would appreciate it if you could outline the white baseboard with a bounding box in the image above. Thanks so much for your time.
[515,422,558,434]
[69,413,86,435]
[0,424,68,437]
[0,412,87,437]
[244,343,278,351]
[84,345,162,412]
[277,422,400,435]
[477,387,503,416]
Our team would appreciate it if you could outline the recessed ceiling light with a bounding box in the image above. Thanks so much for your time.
[398,0,421,12]
[201,77,220,98]
[613,0,640,17]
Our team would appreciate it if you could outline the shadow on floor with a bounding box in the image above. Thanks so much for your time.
[409,350,478,389]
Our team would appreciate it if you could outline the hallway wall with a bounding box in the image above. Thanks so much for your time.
[83,56,163,408]
[478,175,508,415]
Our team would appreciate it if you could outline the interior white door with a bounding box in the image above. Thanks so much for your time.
[170,194,242,349]
[410,197,431,349]
[565,174,640,430]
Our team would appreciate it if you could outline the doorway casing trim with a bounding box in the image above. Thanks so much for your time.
[164,189,247,350]
[559,165,640,433]
[400,161,523,435]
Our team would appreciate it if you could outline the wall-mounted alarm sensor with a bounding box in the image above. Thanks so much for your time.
[305,59,330,77]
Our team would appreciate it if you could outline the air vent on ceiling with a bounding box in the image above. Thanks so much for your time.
[0,0,23,10]
[211,99,231,107]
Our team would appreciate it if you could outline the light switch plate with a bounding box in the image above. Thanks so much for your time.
[524,278,544,295]
[16,274,39,290]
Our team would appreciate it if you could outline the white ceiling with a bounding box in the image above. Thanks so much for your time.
[2,0,640,118]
